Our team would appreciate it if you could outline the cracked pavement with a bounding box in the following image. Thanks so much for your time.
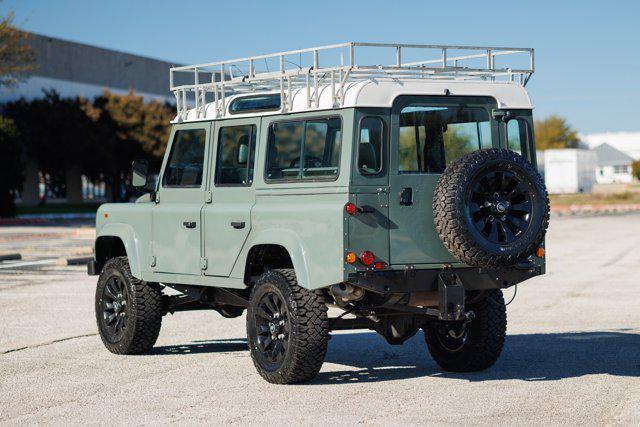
[0,214,639,425]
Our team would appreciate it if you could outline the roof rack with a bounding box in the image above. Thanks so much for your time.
[170,42,534,120]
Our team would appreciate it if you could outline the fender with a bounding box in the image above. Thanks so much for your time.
[231,228,313,289]
[96,222,144,279]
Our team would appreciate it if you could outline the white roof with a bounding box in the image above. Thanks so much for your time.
[176,79,533,122]
[581,132,640,161]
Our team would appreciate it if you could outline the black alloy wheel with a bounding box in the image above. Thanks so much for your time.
[253,291,292,365]
[467,169,532,245]
[99,275,129,342]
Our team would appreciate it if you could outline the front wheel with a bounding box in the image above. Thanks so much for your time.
[424,289,506,372]
[95,256,164,354]
[246,269,329,384]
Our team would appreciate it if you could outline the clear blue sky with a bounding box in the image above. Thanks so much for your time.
[4,0,640,134]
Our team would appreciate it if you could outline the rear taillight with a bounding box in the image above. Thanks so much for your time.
[345,202,357,215]
[360,251,375,266]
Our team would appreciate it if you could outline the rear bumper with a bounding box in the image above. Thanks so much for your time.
[347,263,542,294]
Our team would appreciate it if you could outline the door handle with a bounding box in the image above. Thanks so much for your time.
[399,187,413,206]
[183,221,197,229]
[231,221,245,229]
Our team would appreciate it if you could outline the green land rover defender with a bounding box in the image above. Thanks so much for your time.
[88,42,549,384]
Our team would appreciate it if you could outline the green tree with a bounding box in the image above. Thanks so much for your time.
[0,11,35,89]
[5,90,93,193]
[632,160,640,180]
[0,117,23,216]
[83,90,173,201]
[0,10,35,216]
[534,115,580,150]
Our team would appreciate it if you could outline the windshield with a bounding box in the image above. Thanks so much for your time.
[398,105,493,174]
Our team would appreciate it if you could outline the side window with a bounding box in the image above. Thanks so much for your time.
[215,125,256,186]
[358,117,384,175]
[507,119,528,155]
[398,106,492,174]
[162,128,206,187]
[266,117,341,181]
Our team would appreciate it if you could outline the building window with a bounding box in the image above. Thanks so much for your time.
[266,117,341,181]
[162,129,207,187]
[613,165,629,174]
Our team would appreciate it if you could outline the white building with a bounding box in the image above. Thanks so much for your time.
[543,149,597,194]
[581,132,640,160]
[592,143,634,184]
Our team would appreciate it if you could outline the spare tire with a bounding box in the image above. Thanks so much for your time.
[433,148,549,268]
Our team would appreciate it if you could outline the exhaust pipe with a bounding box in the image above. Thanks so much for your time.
[330,283,365,303]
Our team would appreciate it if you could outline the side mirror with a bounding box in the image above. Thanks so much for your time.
[131,159,149,188]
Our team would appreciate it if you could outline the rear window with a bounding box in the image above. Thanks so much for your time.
[265,118,341,181]
[398,106,492,174]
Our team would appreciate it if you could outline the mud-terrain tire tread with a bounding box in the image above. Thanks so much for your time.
[96,256,163,354]
[247,268,329,384]
[433,148,550,268]
[424,289,506,372]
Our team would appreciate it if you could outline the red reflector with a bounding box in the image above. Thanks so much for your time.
[374,261,387,270]
[345,202,357,215]
[360,251,375,266]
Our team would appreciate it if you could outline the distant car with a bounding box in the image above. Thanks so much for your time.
[88,42,549,384]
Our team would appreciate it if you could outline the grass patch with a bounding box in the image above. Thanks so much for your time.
[550,191,640,206]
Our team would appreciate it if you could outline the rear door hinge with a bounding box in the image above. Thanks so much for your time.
[149,255,156,267]
[200,257,208,270]
[205,191,212,203]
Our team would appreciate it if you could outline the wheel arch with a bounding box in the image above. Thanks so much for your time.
[95,223,144,278]
[235,230,311,289]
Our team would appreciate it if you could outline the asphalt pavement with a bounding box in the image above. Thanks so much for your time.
[0,214,638,425]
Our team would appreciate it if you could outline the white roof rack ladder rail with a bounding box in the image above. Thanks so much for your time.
[169,42,534,118]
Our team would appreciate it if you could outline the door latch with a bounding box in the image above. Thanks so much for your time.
[231,221,246,229]
[399,187,413,206]
[183,221,196,229]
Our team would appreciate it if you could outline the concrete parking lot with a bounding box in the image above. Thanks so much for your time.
[0,214,639,425]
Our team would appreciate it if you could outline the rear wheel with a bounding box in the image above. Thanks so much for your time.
[246,269,329,384]
[95,256,163,354]
[424,289,506,372]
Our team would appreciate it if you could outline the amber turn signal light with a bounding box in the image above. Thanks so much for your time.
[345,252,357,264]
[536,247,545,258]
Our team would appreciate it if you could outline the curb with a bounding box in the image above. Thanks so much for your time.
[552,204,640,216]
[0,253,21,262]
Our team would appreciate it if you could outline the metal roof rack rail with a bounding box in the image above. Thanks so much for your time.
[170,42,534,120]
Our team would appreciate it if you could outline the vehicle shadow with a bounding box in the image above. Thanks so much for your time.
[312,329,640,384]
[151,338,247,355]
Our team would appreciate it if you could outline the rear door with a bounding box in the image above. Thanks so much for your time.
[202,117,260,277]
[152,122,211,275]
[388,95,499,266]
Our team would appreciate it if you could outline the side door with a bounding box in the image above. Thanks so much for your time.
[152,122,211,275]
[202,117,260,277]
[388,95,498,266]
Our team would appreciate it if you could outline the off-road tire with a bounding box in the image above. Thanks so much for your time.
[433,148,549,268]
[247,269,329,384]
[424,289,506,372]
[95,256,163,354]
